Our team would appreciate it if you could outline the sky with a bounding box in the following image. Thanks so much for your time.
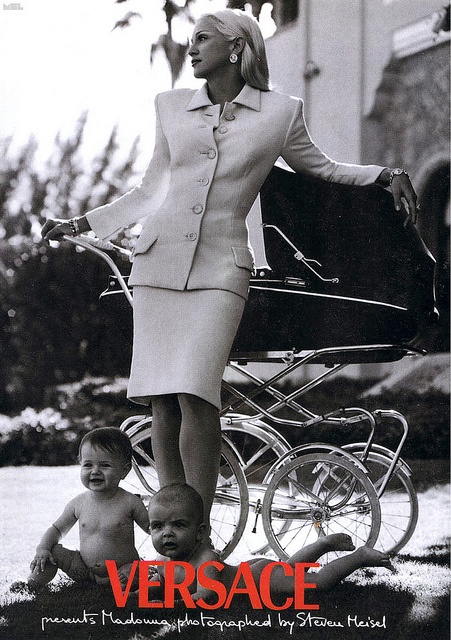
[0,0,230,167]
[0,0,278,168]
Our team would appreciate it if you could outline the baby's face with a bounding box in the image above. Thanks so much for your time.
[79,443,129,496]
[148,501,203,561]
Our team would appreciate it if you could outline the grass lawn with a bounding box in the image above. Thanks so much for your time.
[0,463,449,640]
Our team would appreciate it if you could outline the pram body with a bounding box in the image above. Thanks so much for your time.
[231,166,436,362]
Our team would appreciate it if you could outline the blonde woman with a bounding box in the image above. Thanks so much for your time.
[42,9,418,539]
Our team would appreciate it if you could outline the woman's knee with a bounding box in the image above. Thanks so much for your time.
[178,394,220,441]
[178,393,219,418]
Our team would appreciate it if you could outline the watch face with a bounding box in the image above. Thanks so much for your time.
[389,168,406,185]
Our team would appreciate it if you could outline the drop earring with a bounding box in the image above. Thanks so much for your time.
[229,53,238,64]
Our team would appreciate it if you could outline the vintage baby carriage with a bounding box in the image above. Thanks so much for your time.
[220,166,436,560]
[68,165,436,561]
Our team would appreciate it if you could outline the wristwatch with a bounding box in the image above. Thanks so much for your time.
[389,168,409,186]
[68,217,80,236]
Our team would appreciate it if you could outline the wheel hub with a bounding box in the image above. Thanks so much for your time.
[310,505,329,524]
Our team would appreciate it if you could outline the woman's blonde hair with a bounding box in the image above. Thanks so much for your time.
[201,9,270,91]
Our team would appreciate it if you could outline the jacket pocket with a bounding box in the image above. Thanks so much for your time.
[133,230,159,256]
[232,246,254,272]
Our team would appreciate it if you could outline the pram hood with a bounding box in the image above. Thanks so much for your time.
[231,166,436,359]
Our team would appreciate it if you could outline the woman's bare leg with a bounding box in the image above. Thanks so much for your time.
[151,394,185,487]
[178,393,222,526]
[150,393,221,528]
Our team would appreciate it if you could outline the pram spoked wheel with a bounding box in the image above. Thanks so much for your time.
[119,418,249,559]
[261,453,381,561]
[260,440,418,556]
[342,444,418,554]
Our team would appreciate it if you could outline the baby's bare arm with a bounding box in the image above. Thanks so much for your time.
[193,562,223,603]
[30,497,78,572]
[30,525,61,573]
[130,493,150,533]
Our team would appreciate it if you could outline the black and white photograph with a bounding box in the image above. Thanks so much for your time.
[0,1,449,638]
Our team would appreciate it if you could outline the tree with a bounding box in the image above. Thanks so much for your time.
[0,121,139,409]
[114,0,200,86]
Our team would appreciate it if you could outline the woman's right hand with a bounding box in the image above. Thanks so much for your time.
[41,219,73,243]
[41,216,91,242]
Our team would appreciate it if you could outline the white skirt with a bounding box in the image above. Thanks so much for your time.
[127,286,246,410]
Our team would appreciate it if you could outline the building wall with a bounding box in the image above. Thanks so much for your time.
[265,0,448,162]
[363,40,450,352]
[266,0,364,162]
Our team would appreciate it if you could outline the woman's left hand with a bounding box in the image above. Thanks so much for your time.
[390,171,419,225]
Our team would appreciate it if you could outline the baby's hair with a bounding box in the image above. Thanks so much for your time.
[79,427,133,464]
[150,483,204,525]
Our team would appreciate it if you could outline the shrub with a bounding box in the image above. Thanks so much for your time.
[0,123,140,411]
[0,376,448,466]
[0,407,89,466]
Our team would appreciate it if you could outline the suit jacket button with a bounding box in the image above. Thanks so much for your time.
[225,114,235,121]
[192,204,203,214]
[198,177,209,185]
[218,126,228,134]
[207,149,216,159]
[187,232,198,241]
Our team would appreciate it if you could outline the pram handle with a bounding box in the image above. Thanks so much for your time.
[63,235,133,307]
[64,234,132,257]
[262,224,339,284]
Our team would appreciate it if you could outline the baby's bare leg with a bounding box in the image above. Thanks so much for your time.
[28,545,91,587]
[312,546,393,591]
[117,562,140,590]
[248,543,391,597]
[286,533,355,565]
[28,561,58,587]
[248,559,296,596]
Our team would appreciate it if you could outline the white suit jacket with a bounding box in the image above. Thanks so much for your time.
[86,84,384,299]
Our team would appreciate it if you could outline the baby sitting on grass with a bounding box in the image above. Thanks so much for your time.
[142,483,393,605]
[27,427,149,588]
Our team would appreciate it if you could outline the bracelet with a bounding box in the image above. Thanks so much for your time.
[389,168,409,186]
[68,217,80,236]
